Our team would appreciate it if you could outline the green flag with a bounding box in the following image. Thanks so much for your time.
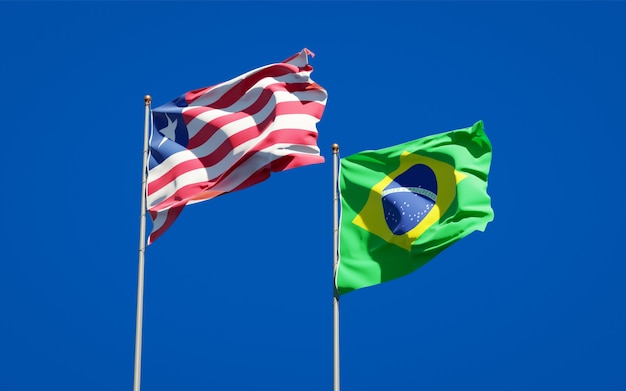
[336,121,494,295]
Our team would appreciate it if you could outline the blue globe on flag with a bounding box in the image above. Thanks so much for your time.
[381,164,438,235]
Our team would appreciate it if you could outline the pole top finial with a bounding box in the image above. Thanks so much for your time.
[144,95,152,105]
[332,143,339,153]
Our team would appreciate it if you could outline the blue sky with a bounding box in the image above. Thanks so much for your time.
[1,1,625,390]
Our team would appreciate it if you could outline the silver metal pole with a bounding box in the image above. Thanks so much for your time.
[133,95,151,391]
[332,143,340,391]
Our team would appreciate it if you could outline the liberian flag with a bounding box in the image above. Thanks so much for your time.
[146,49,327,244]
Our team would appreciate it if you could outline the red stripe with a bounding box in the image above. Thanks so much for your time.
[147,205,184,245]
[185,64,297,109]
[185,87,275,149]
[230,154,323,193]
[282,51,302,64]
[148,152,323,243]
[148,113,323,198]
[185,83,324,149]
[148,129,322,211]
[147,143,207,196]
[198,128,321,172]
[194,128,322,195]
[147,157,205,196]
[187,99,325,150]
[150,128,321,208]
[147,154,321,245]
[149,182,209,213]
[283,48,314,63]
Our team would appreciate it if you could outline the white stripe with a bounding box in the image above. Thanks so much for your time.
[187,142,321,202]
[149,142,320,211]
[188,67,312,109]
[184,64,275,108]
[191,113,320,180]
[149,209,168,236]
[185,74,321,139]
[147,146,200,184]
[190,110,320,158]
[185,84,264,136]
[147,111,320,189]
[147,166,209,209]
[148,132,320,209]
[185,88,323,142]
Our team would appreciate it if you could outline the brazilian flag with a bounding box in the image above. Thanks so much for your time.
[336,121,494,295]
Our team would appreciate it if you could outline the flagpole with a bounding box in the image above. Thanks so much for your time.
[133,95,151,391]
[332,143,340,391]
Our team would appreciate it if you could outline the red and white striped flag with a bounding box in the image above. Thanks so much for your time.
[146,49,327,244]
